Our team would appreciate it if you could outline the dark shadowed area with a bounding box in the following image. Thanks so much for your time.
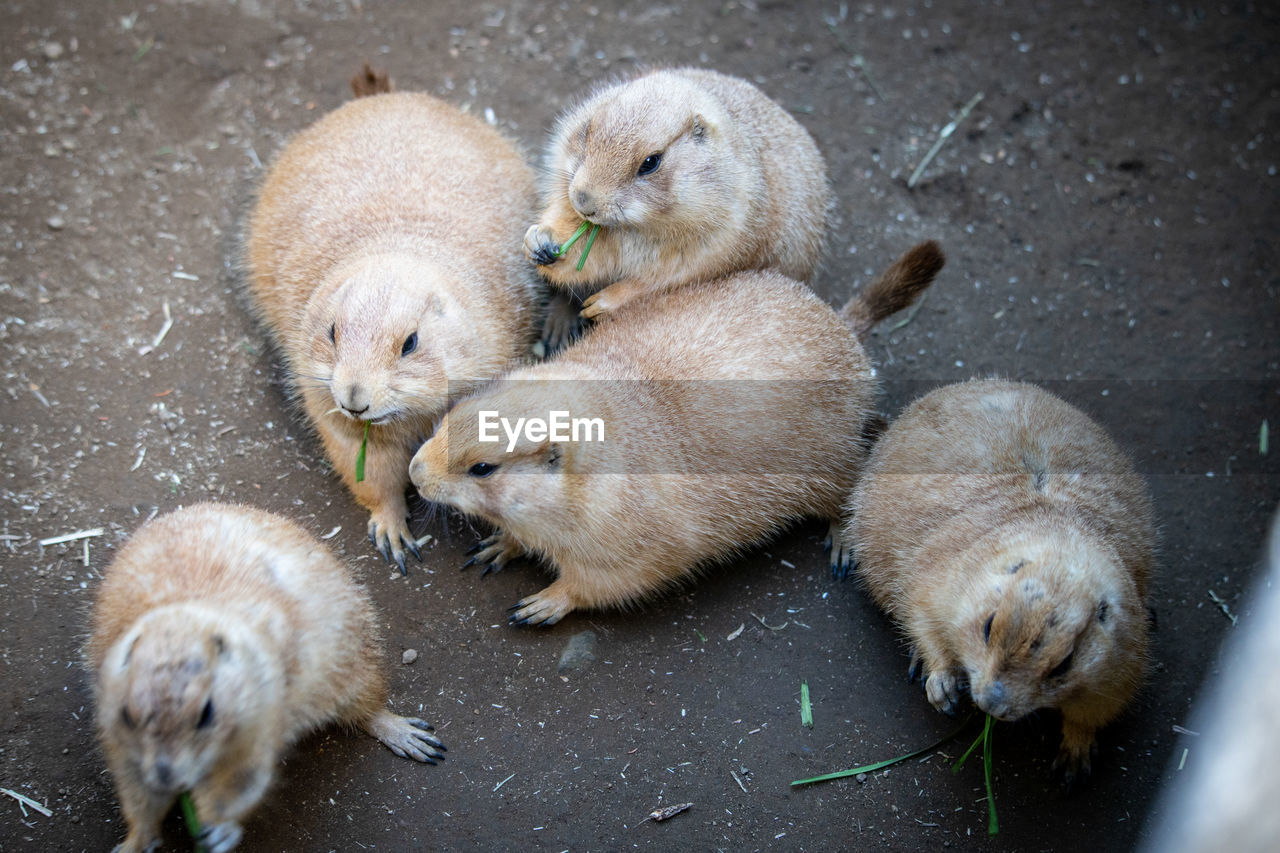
[2,1,1277,850]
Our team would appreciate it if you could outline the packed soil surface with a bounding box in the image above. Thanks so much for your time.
[2,1,1277,851]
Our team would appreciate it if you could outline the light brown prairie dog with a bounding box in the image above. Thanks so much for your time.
[410,242,943,626]
[847,379,1155,787]
[87,504,444,853]
[245,90,540,572]
[524,67,831,322]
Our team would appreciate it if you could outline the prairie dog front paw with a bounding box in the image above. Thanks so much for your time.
[524,224,561,266]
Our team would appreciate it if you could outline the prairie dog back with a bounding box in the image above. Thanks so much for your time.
[849,379,1154,786]
[411,243,943,626]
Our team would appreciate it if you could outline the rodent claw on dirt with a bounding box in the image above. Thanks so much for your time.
[199,822,243,853]
[907,654,924,685]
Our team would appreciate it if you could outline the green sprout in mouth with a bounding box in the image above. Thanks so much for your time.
[356,420,370,483]
[951,713,998,836]
[554,220,601,271]
[179,792,202,845]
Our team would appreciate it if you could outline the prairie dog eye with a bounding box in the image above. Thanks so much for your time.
[328,323,336,344]
[1048,650,1075,679]
[401,332,418,356]
[120,706,137,729]
[197,700,215,729]
[637,152,662,176]
[982,613,994,644]
[468,462,498,478]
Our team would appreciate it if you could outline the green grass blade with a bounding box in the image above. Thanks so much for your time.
[576,224,601,271]
[983,714,998,835]
[356,420,370,483]
[179,791,202,842]
[791,716,972,787]
[553,220,592,257]
[800,680,813,728]
[951,726,985,773]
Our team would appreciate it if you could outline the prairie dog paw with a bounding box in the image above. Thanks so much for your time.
[825,520,856,580]
[367,711,447,764]
[1053,724,1099,792]
[925,668,967,716]
[580,280,643,319]
[540,292,585,353]
[524,224,560,266]
[508,582,574,627]
[199,822,244,853]
[581,285,624,318]
[367,510,419,576]
[112,838,160,853]
[463,530,526,576]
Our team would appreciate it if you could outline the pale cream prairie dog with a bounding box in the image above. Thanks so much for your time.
[524,67,831,324]
[847,379,1155,787]
[245,89,540,572]
[410,242,943,626]
[87,504,445,853]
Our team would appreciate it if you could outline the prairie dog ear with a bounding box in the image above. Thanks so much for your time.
[691,114,712,140]
[120,633,141,668]
[545,442,563,468]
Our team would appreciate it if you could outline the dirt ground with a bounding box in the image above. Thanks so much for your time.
[1,0,1277,850]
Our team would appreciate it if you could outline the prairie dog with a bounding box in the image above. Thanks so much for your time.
[88,504,445,853]
[847,380,1155,787]
[245,90,540,572]
[524,67,831,321]
[410,242,943,626]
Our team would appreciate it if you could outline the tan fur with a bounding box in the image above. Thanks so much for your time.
[847,380,1155,785]
[524,67,831,320]
[245,92,540,570]
[409,244,942,626]
[87,504,444,853]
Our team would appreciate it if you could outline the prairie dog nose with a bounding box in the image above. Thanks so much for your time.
[571,187,596,219]
[335,383,370,416]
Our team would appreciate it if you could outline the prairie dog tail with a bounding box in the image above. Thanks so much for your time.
[840,241,945,340]
[350,63,393,98]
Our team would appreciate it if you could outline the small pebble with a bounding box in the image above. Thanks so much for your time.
[856,773,868,784]
[47,215,65,230]
[557,629,597,674]
[42,41,65,60]
[402,648,418,665]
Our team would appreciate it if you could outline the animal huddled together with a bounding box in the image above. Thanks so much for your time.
[89,65,1154,850]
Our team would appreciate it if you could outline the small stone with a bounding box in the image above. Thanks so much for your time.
[44,144,60,157]
[46,215,65,230]
[557,629,597,674]
[42,41,65,61]
[402,648,418,665]
[856,773,868,784]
